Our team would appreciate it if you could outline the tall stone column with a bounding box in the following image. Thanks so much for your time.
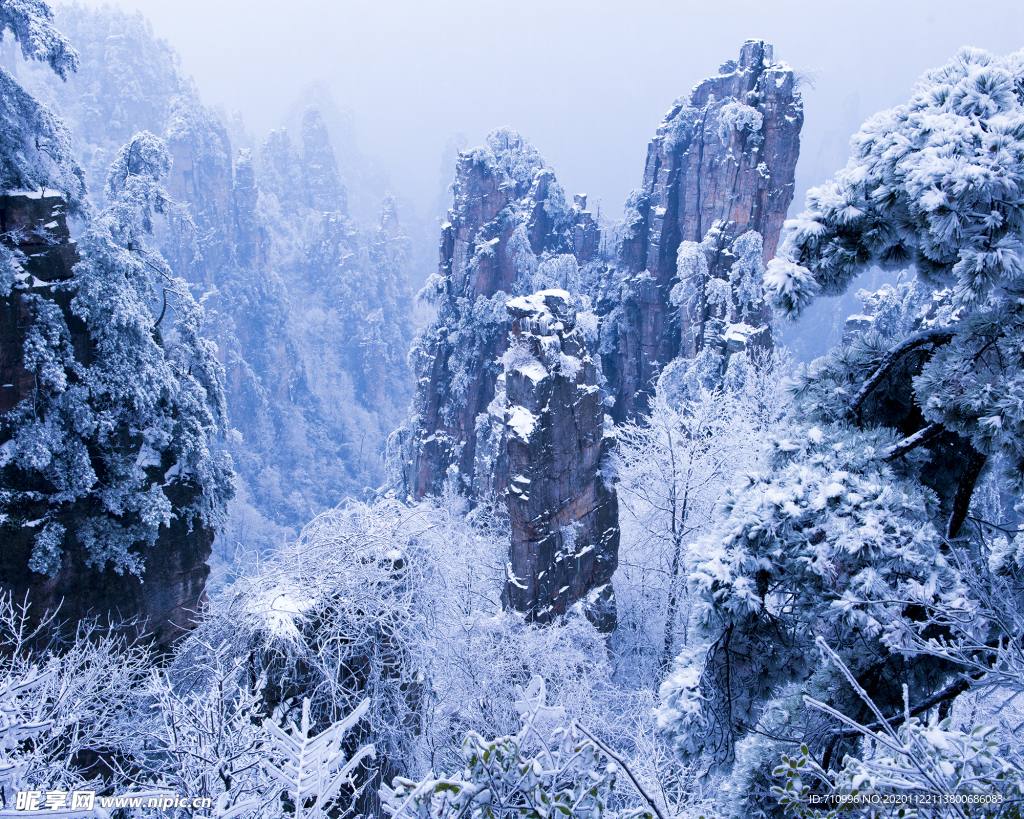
[500,290,618,631]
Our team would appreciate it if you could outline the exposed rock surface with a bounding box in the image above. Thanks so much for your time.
[402,43,802,630]
[402,130,617,626]
[405,129,598,500]
[604,40,802,422]
[0,194,213,646]
[500,290,617,629]
[0,194,81,413]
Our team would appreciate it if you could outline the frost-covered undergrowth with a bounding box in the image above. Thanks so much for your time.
[0,493,694,818]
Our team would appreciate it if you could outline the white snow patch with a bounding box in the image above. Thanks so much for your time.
[557,354,582,379]
[516,360,548,383]
[507,405,538,441]
[136,444,162,469]
[506,289,572,316]
[249,590,314,642]
[723,322,758,343]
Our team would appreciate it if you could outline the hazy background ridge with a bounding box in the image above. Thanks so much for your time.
[69,0,1024,225]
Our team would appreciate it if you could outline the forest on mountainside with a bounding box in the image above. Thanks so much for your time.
[5,3,434,569]
[1,1,1023,818]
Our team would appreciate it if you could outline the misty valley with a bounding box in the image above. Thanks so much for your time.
[1,2,1023,818]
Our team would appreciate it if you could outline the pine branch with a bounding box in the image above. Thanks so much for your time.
[882,422,944,461]
[846,328,953,422]
[831,676,971,738]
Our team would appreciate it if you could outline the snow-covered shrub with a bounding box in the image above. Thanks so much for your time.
[394,491,624,777]
[654,419,977,811]
[142,644,272,819]
[483,128,548,190]
[0,595,149,799]
[775,720,1024,819]
[261,697,376,819]
[168,499,435,817]
[773,641,1024,819]
[611,386,764,680]
[383,676,657,819]
[718,101,764,145]
[671,222,769,359]
[142,643,376,819]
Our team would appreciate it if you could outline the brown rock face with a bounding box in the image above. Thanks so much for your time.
[0,194,82,412]
[165,113,238,287]
[0,486,214,647]
[500,291,617,630]
[605,40,802,422]
[403,40,801,627]
[403,131,618,627]
[405,130,596,500]
[0,194,213,646]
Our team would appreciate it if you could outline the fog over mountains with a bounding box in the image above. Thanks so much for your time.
[69,0,1024,217]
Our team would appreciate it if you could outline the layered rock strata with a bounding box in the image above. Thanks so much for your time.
[500,290,617,629]
[605,39,802,421]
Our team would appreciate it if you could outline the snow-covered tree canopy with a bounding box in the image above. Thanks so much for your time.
[766,47,1024,315]
[0,0,86,208]
[656,47,1024,817]
[765,47,1024,497]
[1,131,233,576]
[0,0,77,78]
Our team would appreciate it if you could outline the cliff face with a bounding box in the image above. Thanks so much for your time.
[0,194,81,412]
[0,194,213,646]
[605,40,802,421]
[403,130,618,627]
[402,44,802,632]
[165,102,238,287]
[405,130,597,500]
[302,107,348,215]
[0,484,214,646]
[157,95,416,527]
[500,291,618,630]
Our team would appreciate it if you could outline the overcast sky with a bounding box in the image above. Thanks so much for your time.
[75,0,1024,223]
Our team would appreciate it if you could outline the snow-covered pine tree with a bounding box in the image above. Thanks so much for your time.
[0,0,85,209]
[0,65,232,634]
[657,46,1024,817]
[763,46,1024,520]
